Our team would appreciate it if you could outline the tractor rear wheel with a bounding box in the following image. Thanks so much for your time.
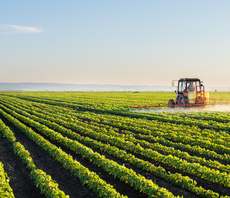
[168,99,175,108]
[177,95,188,107]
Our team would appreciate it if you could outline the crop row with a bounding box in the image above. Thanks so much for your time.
[4,92,230,132]
[3,97,230,173]
[2,95,230,152]
[0,160,14,198]
[0,119,69,198]
[120,110,230,133]
[6,96,230,161]
[70,111,230,153]
[168,111,230,123]
[4,99,230,176]
[2,102,230,198]
[0,91,172,111]
[3,95,230,175]
[0,104,180,198]
[23,96,230,149]
[1,99,225,197]
[0,108,127,198]
[4,94,230,143]
[3,95,230,196]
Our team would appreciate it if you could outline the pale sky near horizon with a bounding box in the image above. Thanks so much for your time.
[1,1,230,87]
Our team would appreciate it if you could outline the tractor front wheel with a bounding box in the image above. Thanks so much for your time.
[168,99,175,108]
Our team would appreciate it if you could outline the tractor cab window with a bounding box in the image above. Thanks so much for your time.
[179,81,186,92]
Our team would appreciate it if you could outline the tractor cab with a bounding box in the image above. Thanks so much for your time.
[177,78,201,94]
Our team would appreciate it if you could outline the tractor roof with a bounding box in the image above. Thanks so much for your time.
[179,78,200,82]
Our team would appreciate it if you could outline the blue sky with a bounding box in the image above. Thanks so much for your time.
[1,1,230,87]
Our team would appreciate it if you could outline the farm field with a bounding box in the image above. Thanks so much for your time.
[1,91,230,197]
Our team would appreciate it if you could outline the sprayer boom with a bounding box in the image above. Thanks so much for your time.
[130,98,230,109]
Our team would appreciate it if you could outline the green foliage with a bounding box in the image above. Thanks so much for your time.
[0,107,127,198]
[0,161,15,198]
[1,91,230,197]
[0,119,69,198]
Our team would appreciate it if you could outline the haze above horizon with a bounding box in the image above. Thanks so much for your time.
[1,1,230,87]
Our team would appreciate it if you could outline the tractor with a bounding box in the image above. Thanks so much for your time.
[130,78,230,109]
[168,78,208,108]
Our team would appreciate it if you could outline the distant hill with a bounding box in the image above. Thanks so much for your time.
[0,83,228,92]
[0,83,173,91]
